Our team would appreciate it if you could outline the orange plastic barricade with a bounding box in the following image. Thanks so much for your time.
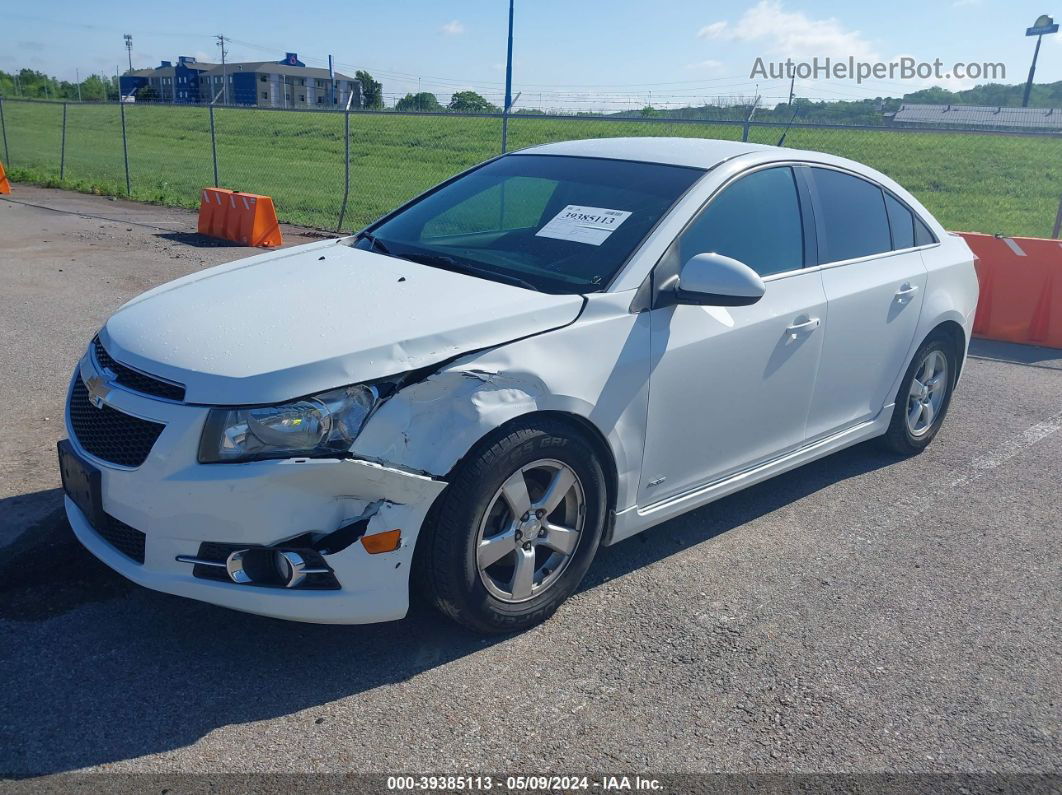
[228,192,283,248]
[196,188,282,248]
[959,231,1062,349]
[0,160,11,194]
[197,187,233,238]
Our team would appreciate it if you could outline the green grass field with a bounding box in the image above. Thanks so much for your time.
[3,99,1060,237]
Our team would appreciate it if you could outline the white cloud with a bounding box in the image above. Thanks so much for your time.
[697,21,729,39]
[440,20,465,35]
[699,1,879,60]
[685,59,724,71]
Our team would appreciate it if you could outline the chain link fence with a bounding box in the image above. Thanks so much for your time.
[2,97,1060,238]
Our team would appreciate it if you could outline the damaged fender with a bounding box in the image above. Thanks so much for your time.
[352,291,653,515]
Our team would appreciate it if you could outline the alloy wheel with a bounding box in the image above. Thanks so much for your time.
[906,349,949,437]
[475,459,586,603]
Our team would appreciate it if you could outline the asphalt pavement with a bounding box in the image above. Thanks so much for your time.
[1,187,1059,779]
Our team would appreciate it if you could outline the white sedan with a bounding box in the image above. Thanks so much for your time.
[59,138,978,633]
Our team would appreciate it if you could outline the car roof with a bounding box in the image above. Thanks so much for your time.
[515,137,783,170]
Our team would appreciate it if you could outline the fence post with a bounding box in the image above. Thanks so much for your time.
[1053,194,1062,240]
[119,99,131,195]
[0,97,9,166]
[741,98,760,143]
[209,104,219,187]
[60,102,68,181]
[336,109,351,232]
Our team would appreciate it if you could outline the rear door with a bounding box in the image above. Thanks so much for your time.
[803,167,929,441]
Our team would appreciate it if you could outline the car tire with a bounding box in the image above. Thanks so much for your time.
[880,334,958,455]
[419,419,607,634]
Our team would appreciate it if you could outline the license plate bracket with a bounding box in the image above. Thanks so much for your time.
[58,440,104,529]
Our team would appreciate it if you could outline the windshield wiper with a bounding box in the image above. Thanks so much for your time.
[357,232,392,256]
[402,252,541,292]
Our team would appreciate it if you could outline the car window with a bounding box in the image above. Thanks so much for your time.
[884,192,915,250]
[811,168,892,263]
[421,176,557,239]
[673,166,804,277]
[914,215,937,246]
[365,155,704,294]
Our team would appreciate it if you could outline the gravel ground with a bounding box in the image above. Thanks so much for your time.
[0,187,1059,779]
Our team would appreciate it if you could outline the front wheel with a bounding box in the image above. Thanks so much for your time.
[880,335,958,455]
[420,419,607,634]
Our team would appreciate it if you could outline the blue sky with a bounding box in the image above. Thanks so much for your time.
[6,1,1061,109]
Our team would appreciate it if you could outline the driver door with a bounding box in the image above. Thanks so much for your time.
[639,165,827,506]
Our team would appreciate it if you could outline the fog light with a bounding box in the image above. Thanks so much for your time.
[223,547,331,587]
[225,549,254,584]
[275,549,309,588]
[361,529,402,554]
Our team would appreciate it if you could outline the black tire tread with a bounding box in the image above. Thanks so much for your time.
[880,333,958,455]
[420,419,606,634]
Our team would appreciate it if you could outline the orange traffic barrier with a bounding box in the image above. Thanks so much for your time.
[196,187,282,248]
[958,231,1062,349]
[197,187,233,238]
[0,160,11,194]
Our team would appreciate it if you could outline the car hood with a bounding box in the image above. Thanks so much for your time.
[101,239,584,405]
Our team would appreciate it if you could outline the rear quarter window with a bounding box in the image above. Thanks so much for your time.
[914,215,938,246]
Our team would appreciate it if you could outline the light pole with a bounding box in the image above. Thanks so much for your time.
[501,0,514,152]
[1023,15,1058,107]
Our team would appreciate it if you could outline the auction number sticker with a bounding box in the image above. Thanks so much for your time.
[535,205,632,246]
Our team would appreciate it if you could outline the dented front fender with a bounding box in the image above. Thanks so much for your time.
[351,291,652,512]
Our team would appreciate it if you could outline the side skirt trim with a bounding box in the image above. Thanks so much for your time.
[606,408,892,545]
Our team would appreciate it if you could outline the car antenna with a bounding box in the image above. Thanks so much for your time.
[776,104,801,147]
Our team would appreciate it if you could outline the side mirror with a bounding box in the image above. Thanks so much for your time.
[675,252,766,307]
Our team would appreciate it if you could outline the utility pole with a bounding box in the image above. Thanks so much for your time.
[124,34,133,71]
[1023,15,1058,107]
[216,34,229,105]
[76,68,82,102]
[788,72,795,106]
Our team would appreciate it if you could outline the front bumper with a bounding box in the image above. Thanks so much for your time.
[64,356,446,624]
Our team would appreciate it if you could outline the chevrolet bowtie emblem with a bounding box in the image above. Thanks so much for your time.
[85,372,113,409]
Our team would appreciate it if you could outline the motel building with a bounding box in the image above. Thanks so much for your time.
[119,52,362,109]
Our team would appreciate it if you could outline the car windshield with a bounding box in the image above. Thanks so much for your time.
[355,154,704,294]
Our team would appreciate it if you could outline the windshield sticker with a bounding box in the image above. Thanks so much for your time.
[535,205,632,246]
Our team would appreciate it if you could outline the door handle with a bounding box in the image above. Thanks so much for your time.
[895,282,920,300]
[785,317,820,339]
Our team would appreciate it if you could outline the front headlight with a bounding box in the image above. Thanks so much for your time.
[198,383,380,463]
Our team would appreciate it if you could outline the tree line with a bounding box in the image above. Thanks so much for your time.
[1,69,119,101]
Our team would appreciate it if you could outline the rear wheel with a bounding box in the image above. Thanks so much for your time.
[420,419,607,634]
[880,335,957,455]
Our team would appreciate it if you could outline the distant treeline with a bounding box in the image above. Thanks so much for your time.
[1,69,119,101]
[599,82,1062,125]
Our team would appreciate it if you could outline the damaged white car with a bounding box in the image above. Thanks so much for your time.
[59,138,978,633]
